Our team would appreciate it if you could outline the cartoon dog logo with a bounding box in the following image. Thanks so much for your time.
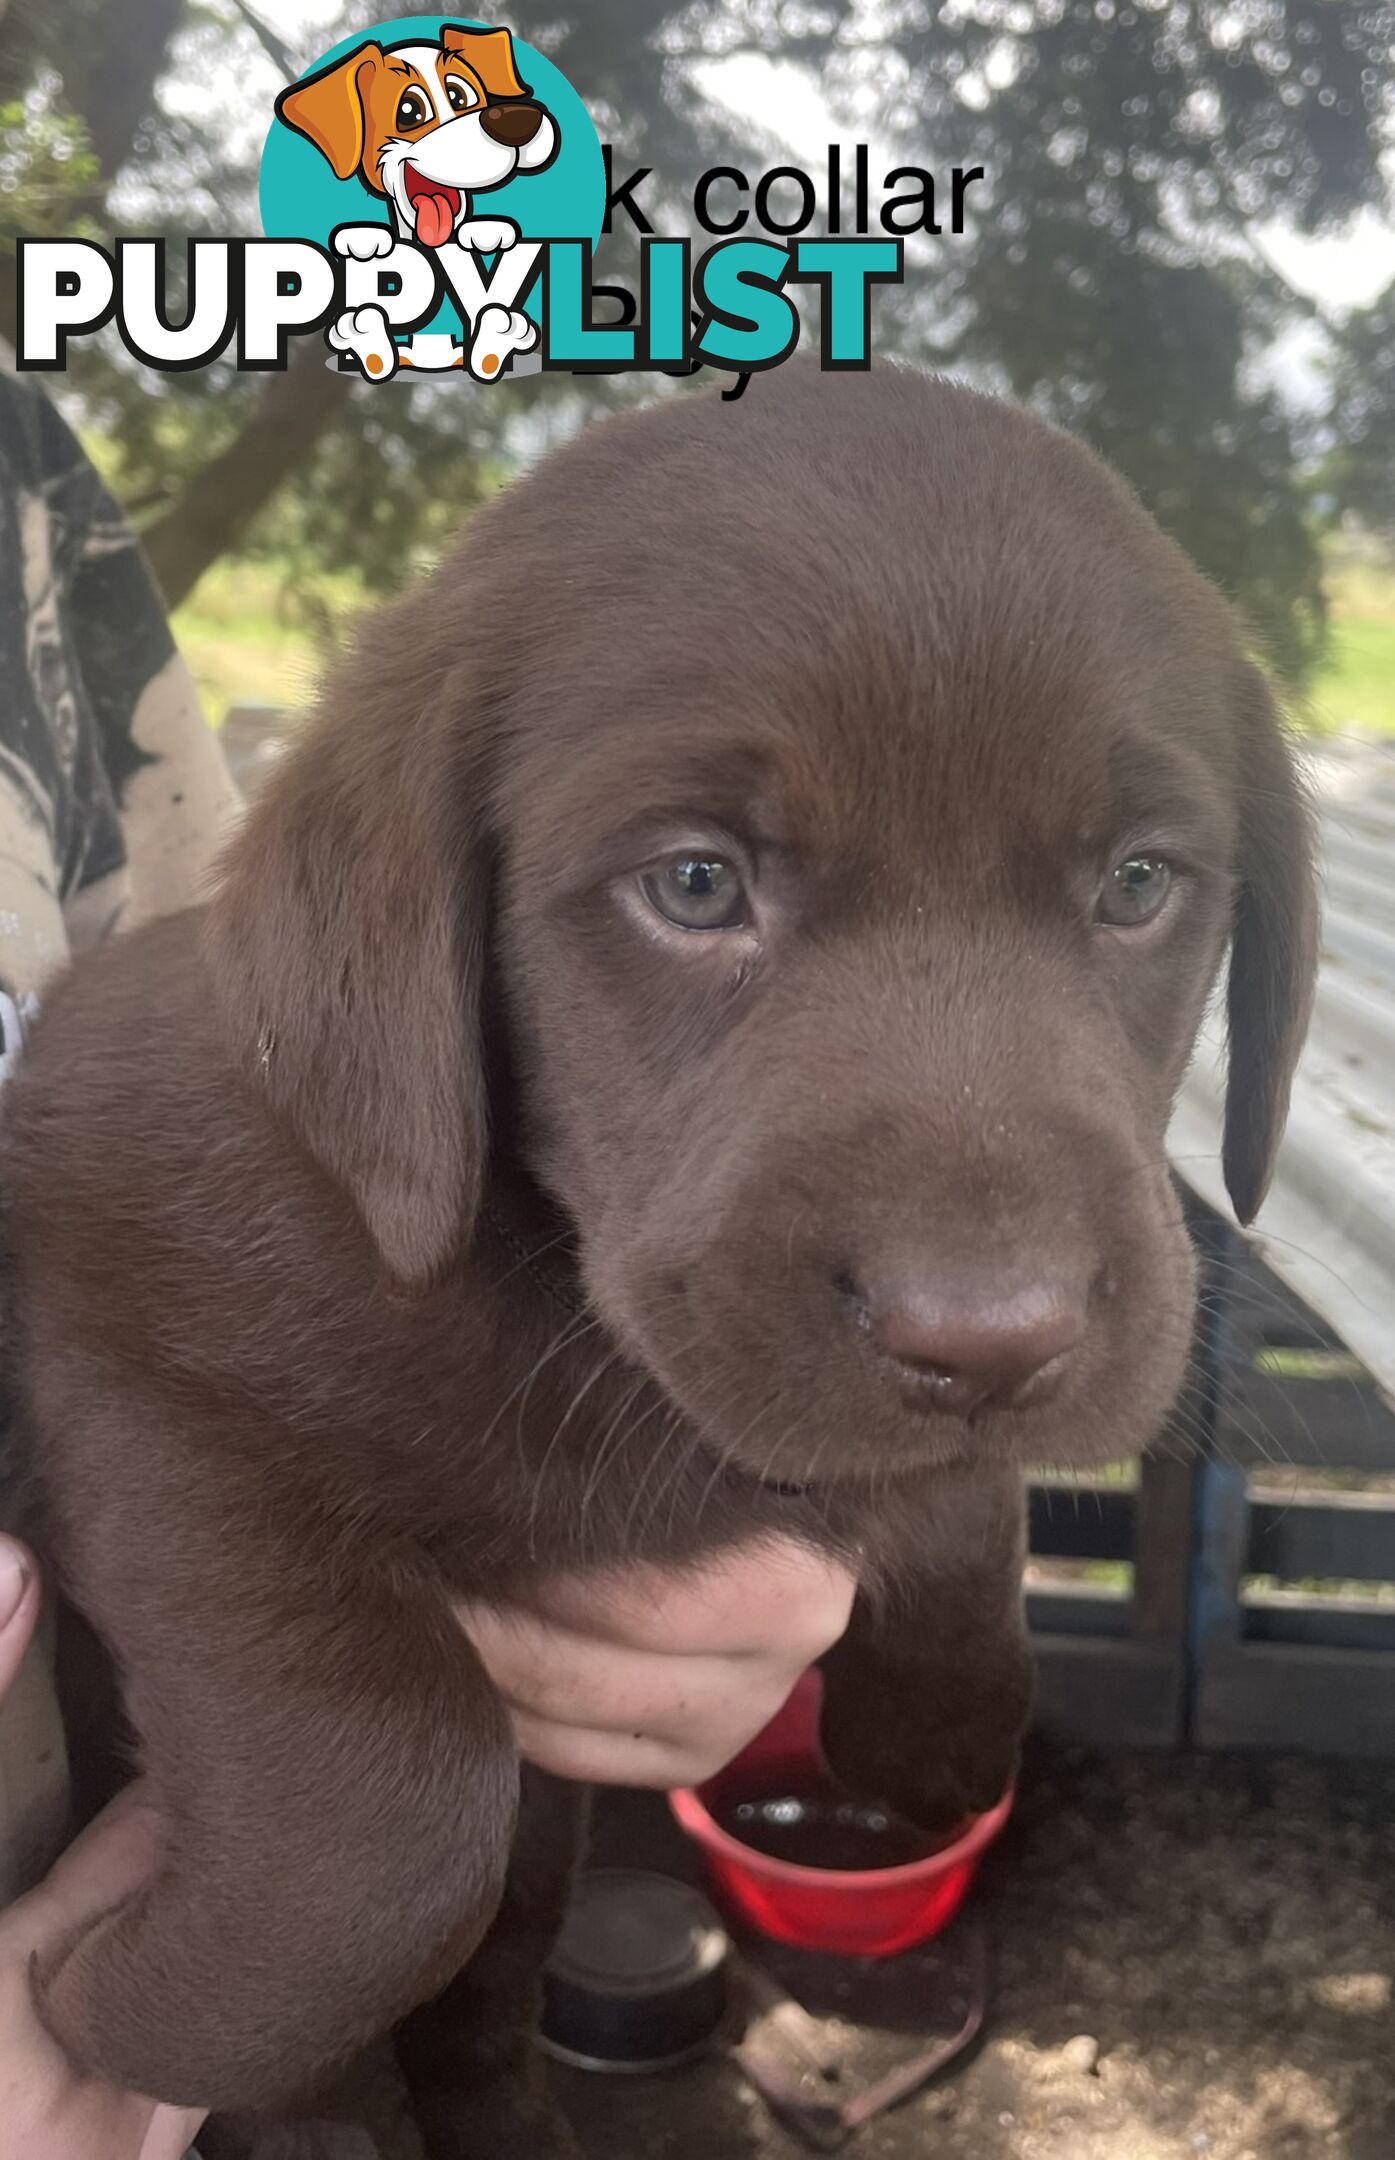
[276,24,557,381]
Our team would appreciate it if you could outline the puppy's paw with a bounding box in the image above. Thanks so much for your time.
[821,1663,1030,1838]
[332,225,395,262]
[33,1896,177,2102]
[885,1715,1023,1835]
[456,217,519,255]
[34,1890,316,2114]
[326,306,398,381]
[468,305,536,382]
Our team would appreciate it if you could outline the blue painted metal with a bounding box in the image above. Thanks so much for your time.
[1182,1216,1246,1735]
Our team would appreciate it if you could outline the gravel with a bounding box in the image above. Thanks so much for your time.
[557,1737,1395,2160]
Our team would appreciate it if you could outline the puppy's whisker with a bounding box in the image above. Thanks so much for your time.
[470,1307,601,1473]
[526,1357,648,1561]
[489,1225,583,1295]
[687,1389,781,1538]
[574,1369,660,1522]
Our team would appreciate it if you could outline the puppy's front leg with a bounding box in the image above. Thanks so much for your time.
[35,1420,518,2115]
[397,1766,588,2160]
[819,1469,1032,1833]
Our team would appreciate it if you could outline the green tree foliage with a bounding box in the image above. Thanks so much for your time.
[1328,280,1395,539]
[866,0,1395,678]
[0,0,1391,676]
[1,0,810,602]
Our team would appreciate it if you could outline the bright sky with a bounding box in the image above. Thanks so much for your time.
[691,49,1395,314]
[258,4,1395,320]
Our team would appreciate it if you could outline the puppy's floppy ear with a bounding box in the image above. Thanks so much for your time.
[203,623,489,1288]
[276,43,385,182]
[441,25,530,98]
[1223,662,1319,1226]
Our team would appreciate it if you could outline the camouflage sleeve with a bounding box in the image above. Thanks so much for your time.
[0,357,239,1898]
[0,355,239,1064]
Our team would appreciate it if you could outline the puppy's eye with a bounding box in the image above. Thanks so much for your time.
[640,856,747,932]
[395,90,431,129]
[444,77,478,114]
[1096,855,1174,928]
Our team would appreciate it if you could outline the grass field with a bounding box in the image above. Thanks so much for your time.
[171,558,367,728]
[1306,547,1395,736]
[172,541,1395,735]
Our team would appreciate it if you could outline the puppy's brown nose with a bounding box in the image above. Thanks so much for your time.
[480,101,544,147]
[842,1276,1086,1418]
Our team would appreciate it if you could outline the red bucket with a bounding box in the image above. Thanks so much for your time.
[669,1669,1012,1957]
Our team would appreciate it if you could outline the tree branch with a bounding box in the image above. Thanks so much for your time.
[222,0,298,83]
[141,340,353,608]
[60,0,188,192]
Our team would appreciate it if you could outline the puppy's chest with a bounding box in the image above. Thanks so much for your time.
[370,1302,940,1590]
[420,1385,937,1596]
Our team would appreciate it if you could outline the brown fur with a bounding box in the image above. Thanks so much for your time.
[1,364,1316,2152]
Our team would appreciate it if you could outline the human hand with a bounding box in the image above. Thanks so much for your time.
[459,1536,858,1788]
[0,1538,205,2160]
[0,1527,857,2160]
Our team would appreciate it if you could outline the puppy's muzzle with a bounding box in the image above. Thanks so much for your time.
[480,100,546,148]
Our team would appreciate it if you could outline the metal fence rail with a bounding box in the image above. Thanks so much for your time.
[1029,737,1395,1757]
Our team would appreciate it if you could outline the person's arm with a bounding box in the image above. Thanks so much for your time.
[0,366,242,1916]
[0,1531,854,2156]
[0,1541,205,2160]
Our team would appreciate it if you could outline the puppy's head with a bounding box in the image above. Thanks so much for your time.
[276,25,556,246]
[207,366,1316,1485]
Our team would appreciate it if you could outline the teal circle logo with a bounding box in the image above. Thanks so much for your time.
[259,15,605,375]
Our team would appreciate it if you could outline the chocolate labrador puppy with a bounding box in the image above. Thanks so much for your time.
[2,361,1315,2155]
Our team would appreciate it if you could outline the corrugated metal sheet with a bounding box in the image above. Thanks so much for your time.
[1170,736,1395,1403]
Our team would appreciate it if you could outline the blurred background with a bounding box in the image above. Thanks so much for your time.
[0,0,1391,740]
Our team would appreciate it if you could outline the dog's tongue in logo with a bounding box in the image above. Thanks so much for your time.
[404,166,461,249]
[417,196,453,246]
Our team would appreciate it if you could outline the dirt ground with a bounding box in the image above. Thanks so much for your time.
[552,1739,1395,2160]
